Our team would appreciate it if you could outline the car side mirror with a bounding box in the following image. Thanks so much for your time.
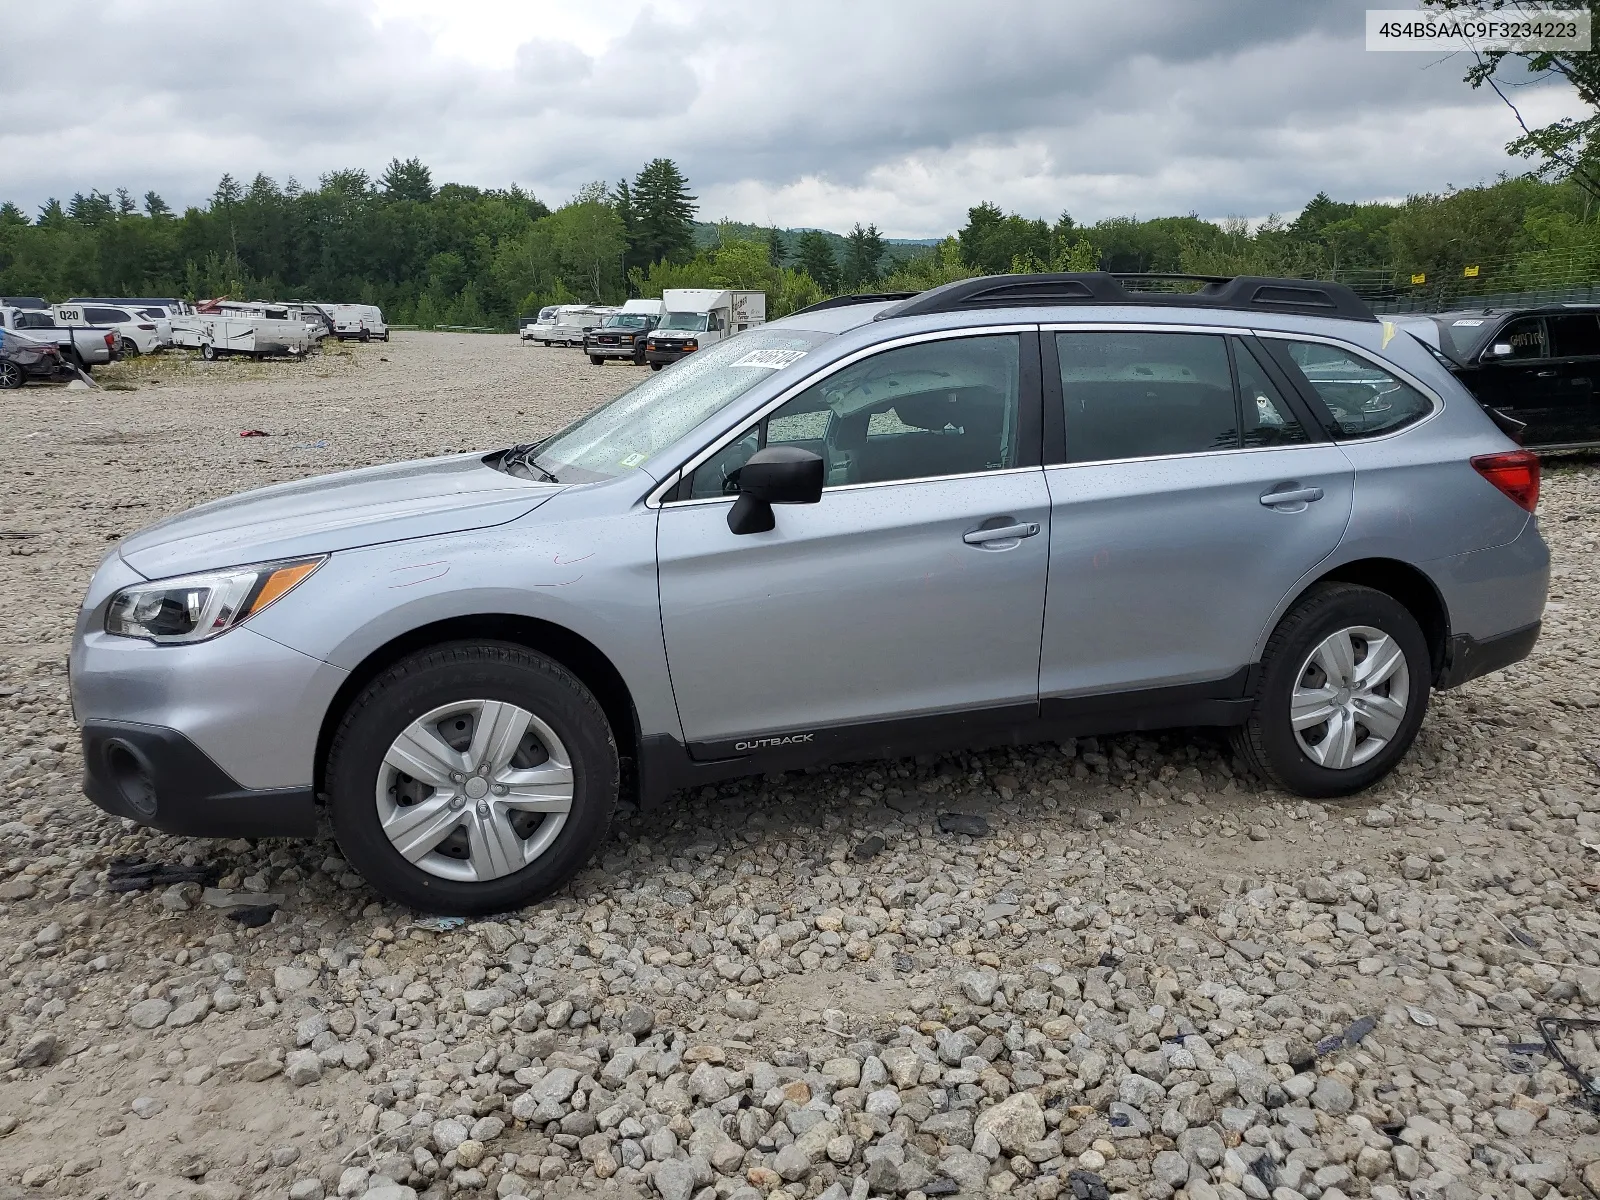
[727,446,824,534]
[1485,343,1514,359]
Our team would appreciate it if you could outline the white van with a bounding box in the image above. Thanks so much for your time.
[332,304,388,342]
[545,305,612,347]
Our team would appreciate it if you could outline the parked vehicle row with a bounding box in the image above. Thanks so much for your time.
[69,271,1548,912]
[521,290,769,370]
[0,305,117,371]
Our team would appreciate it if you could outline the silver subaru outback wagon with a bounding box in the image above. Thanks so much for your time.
[70,274,1550,912]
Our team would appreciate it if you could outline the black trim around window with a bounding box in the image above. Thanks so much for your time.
[1235,335,1333,444]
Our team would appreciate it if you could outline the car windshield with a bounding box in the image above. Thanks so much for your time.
[660,312,708,332]
[530,329,830,483]
[604,314,649,329]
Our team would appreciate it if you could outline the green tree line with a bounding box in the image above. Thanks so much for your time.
[7,157,1600,326]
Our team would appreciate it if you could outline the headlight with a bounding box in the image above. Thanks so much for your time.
[105,557,325,644]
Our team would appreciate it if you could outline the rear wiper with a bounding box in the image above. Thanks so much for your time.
[501,443,560,483]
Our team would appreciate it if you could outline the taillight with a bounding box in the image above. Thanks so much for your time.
[137,324,156,331]
[1471,450,1540,512]
[105,334,116,347]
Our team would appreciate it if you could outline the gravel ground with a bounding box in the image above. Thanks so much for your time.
[0,331,1597,1200]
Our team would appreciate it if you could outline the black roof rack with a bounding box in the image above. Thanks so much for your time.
[790,292,917,317]
[874,272,1377,323]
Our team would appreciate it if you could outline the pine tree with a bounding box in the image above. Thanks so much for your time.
[842,223,886,288]
[766,227,788,266]
[211,174,244,209]
[380,157,434,203]
[116,188,137,215]
[143,191,172,217]
[795,231,839,292]
[631,159,697,265]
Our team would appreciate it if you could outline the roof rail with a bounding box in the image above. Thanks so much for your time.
[874,272,1377,323]
[790,292,917,317]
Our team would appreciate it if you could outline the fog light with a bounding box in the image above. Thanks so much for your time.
[106,741,157,819]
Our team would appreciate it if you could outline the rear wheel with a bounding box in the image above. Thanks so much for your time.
[326,642,619,913]
[1233,583,1429,797]
[0,360,23,390]
[360,330,371,343]
[382,331,390,342]
[200,343,218,361]
[119,337,141,358]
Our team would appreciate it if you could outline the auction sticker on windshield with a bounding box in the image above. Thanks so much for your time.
[619,452,648,468]
[734,348,807,369]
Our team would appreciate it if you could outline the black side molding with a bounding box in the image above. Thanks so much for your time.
[81,720,317,838]
[1435,621,1541,690]
[635,669,1257,806]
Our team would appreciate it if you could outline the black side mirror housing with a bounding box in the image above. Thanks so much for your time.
[727,446,824,534]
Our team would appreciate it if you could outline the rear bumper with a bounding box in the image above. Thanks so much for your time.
[1435,620,1541,690]
[82,720,316,837]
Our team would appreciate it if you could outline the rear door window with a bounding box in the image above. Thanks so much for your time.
[86,307,127,324]
[1548,313,1600,357]
[1234,341,1309,448]
[1055,331,1238,462]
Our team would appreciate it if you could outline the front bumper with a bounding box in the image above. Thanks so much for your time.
[586,343,643,359]
[645,344,694,364]
[82,720,316,837]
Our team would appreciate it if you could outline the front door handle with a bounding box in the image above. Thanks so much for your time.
[1259,485,1324,508]
[963,522,1040,545]
[1535,370,1557,378]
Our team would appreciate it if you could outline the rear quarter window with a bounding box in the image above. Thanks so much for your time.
[1271,339,1433,439]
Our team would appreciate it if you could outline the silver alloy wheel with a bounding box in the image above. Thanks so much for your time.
[1290,625,1410,770]
[375,699,573,883]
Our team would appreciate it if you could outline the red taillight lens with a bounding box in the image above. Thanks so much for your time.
[105,334,116,346]
[1471,450,1540,512]
[138,324,156,331]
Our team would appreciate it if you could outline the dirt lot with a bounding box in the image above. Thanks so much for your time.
[0,331,1597,1200]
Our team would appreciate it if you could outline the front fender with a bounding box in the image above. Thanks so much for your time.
[245,501,680,741]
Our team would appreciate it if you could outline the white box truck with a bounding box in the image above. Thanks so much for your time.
[643,289,765,369]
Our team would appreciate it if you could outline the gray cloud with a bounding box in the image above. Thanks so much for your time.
[0,0,1577,234]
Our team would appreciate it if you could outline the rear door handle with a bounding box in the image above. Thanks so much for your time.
[1259,486,1324,508]
[963,522,1040,545]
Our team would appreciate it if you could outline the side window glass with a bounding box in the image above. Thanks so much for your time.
[1280,340,1432,438]
[1056,331,1237,462]
[1233,341,1308,448]
[1492,317,1547,360]
[1548,313,1600,357]
[688,335,1022,495]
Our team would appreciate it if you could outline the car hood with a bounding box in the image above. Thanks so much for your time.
[118,453,560,579]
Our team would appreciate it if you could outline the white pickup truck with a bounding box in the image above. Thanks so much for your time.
[0,306,117,370]
[643,289,766,369]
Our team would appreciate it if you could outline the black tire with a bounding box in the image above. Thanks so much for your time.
[543,340,552,347]
[589,354,605,366]
[326,642,619,913]
[360,330,371,343]
[650,362,663,371]
[200,343,217,361]
[0,360,23,390]
[119,337,142,358]
[1233,583,1429,797]
[382,331,390,342]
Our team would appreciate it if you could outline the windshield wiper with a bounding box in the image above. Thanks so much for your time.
[500,443,560,484]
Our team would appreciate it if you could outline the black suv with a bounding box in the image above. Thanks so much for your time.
[1402,305,1600,450]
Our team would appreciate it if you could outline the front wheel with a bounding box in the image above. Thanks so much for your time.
[650,362,663,371]
[0,360,23,389]
[589,354,604,366]
[1233,583,1429,797]
[326,642,619,913]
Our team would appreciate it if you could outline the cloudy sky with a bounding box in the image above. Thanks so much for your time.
[6,0,1583,236]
